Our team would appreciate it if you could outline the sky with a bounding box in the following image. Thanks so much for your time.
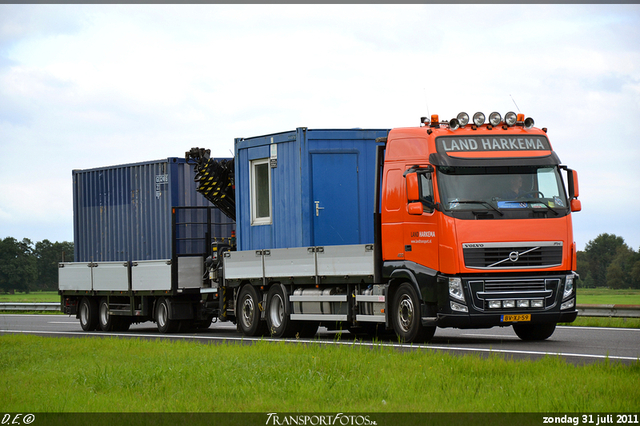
[0,4,639,251]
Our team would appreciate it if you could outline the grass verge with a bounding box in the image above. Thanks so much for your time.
[0,334,638,413]
[0,291,59,303]
[561,316,640,328]
[577,288,640,305]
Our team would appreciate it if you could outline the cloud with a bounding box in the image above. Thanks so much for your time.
[0,4,639,250]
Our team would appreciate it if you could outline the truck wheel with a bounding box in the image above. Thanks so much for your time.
[156,298,179,333]
[99,298,115,332]
[266,285,297,337]
[513,323,556,341]
[237,285,266,336]
[392,283,436,343]
[79,297,98,331]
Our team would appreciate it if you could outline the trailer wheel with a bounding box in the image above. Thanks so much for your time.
[79,297,98,332]
[98,298,130,332]
[99,298,115,332]
[513,323,556,341]
[156,298,179,333]
[237,285,266,336]
[266,285,304,338]
[392,283,436,343]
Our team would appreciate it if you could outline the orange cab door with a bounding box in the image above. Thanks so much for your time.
[403,167,439,271]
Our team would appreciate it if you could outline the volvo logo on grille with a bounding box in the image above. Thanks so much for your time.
[509,251,520,262]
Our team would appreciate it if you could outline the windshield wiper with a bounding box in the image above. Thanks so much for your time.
[452,200,504,216]
[517,199,560,216]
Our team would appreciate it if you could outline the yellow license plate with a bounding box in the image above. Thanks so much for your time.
[501,314,531,322]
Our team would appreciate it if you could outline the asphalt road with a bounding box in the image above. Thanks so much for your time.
[1,314,638,365]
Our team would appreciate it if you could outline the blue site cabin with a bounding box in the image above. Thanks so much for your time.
[234,128,390,251]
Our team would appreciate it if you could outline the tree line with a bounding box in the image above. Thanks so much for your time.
[0,237,73,293]
[576,233,640,289]
[0,233,638,293]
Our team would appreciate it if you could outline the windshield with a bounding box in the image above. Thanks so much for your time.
[436,166,568,214]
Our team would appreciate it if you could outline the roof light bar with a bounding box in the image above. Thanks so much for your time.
[427,111,537,131]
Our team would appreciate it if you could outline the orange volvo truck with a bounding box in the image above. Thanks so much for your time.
[377,112,581,342]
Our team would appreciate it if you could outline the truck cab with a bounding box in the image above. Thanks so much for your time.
[380,112,580,341]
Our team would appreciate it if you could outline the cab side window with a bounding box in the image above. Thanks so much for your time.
[419,173,435,213]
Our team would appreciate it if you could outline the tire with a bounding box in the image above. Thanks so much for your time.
[266,285,298,338]
[98,298,131,332]
[513,323,556,341]
[391,283,436,343]
[156,298,179,333]
[237,285,266,336]
[98,298,115,332]
[79,297,98,332]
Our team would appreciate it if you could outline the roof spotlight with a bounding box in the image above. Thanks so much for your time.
[505,111,518,126]
[473,112,485,126]
[457,112,469,127]
[524,117,535,129]
[449,118,460,131]
[489,112,502,126]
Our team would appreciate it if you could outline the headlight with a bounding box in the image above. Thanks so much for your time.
[451,301,468,313]
[457,112,469,127]
[561,299,575,310]
[563,275,575,300]
[489,112,502,126]
[503,300,516,309]
[531,300,544,308]
[448,277,465,302]
[488,300,501,309]
[473,112,485,126]
[505,111,518,126]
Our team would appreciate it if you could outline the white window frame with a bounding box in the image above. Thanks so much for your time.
[250,158,272,225]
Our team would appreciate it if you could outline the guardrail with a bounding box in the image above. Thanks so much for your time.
[0,302,61,312]
[1,302,640,318]
[576,304,640,318]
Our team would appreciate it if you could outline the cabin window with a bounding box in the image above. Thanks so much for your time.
[250,158,272,225]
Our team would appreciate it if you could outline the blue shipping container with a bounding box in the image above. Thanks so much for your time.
[234,128,389,251]
[73,158,235,262]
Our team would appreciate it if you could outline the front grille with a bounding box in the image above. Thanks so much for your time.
[467,278,561,311]
[463,242,563,269]
[483,279,546,292]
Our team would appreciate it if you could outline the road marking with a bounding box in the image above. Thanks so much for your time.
[460,333,514,338]
[2,328,639,362]
[558,325,640,332]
